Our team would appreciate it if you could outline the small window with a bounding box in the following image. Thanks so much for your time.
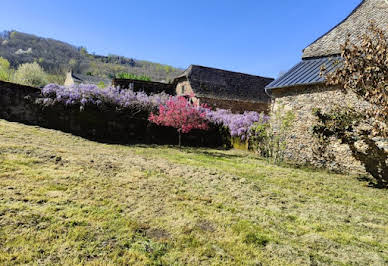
[181,85,185,94]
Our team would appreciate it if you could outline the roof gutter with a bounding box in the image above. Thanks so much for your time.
[264,86,275,99]
[265,81,325,96]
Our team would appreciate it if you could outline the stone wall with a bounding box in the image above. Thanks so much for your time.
[0,80,41,123]
[112,78,174,95]
[175,80,193,95]
[199,97,269,114]
[174,80,201,105]
[0,81,228,147]
[271,85,377,174]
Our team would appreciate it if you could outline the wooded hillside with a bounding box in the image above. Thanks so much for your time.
[0,30,182,82]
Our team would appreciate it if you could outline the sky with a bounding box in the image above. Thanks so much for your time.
[0,0,362,78]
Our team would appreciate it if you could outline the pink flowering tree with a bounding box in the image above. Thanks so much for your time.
[149,96,209,146]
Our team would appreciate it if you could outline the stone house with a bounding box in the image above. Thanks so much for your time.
[173,65,274,114]
[265,0,388,173]
[64,70,111,87]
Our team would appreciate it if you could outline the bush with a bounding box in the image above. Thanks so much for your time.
[0,57,11,81]
[206,109,268,141]
[41,83,170,113]
[13,62,48,87]
[249,122,271,157]
[46,74,65,85]
[315,23,388,188]
[97,81,106,88]
[116,72,152,81]
[313,108,387,188]
[249,105,295,164]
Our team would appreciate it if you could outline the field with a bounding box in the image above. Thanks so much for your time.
[0,119,387,265]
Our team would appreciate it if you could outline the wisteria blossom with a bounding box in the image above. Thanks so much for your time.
[42,83,169,111]
[206,109,269,140]
[41,84,269,140]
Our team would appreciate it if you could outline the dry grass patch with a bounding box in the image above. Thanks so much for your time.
[0,120,387,265]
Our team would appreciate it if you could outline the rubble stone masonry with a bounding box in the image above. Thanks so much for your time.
[271,85,387,174]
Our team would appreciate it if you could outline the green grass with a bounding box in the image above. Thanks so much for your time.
[0,119,387,265]
[115,72,152,81]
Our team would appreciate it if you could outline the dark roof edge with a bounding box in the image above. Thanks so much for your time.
[195,94,270,103]
[302,0,365,58]
[172,65,192,81]
[188,64,274,80]
[301,53,342,60]
[71,73,84,81]
[266,81,325,92]
[113,78,170,86]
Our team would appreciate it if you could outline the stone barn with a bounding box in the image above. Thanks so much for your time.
[265,0,388,173]
[64,70,111,87]
[173,65,274,114]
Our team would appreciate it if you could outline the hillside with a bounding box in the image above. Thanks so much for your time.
[0,119,387,265]
[0,30,183,82]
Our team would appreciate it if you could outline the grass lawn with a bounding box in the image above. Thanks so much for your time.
[0,119,387,265]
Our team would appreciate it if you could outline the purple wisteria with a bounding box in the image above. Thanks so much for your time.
[41,83,269,140]
[206,109,269,140]
[41,83,169,111]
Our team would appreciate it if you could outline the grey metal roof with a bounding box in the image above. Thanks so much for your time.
[265,56,342,90]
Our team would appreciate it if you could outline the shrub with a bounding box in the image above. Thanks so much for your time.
[249,105,295,164]
[97,81,106,88]
[116,72,152,81]
[206,109,268,141]
[13,62,48,87]
[313,108,387,188]
[41,83,169,113]
[249,122,271,157]
[149,96,209,146]
[46,74,65,85]
[0,57,11,81]
[315,23,388,188]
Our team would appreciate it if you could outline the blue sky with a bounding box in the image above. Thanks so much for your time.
[0,0,361,78]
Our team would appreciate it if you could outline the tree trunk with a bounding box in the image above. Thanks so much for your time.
[178,130,182,147]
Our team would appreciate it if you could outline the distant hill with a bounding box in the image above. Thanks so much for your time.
[0,30,183,82]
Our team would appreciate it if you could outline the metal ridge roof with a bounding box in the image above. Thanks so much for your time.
[265,56,342,91]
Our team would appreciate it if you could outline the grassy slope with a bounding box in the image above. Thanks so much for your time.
[0,120,387,265]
